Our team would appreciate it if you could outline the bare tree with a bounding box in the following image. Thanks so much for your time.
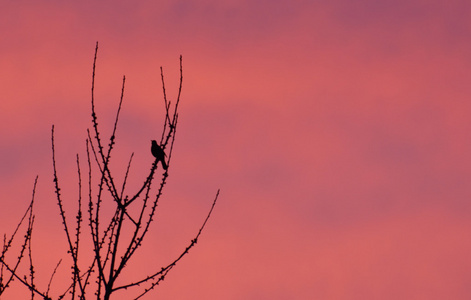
[0,42,219,300]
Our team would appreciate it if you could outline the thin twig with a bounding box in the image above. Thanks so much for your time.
[46,259,62,298]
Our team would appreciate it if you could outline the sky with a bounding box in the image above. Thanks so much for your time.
[1,0,471,299]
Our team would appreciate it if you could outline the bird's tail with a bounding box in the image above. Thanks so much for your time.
[161,159,168,170]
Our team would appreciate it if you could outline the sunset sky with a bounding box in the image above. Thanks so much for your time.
[1,0,471,299]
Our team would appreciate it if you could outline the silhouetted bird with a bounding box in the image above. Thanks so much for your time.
[151,140,168,170]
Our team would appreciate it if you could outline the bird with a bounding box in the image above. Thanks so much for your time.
[151,140,168,170]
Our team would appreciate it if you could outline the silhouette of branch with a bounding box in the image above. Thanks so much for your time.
[0,178,36,293]
[2,44,219,299]
[45,259,62,299]
[89,42,125,202]
[120,153,134,200]
[51,126,86,295]
[27,214,35,299]
[72,153,84,298]
[114,189,220,298]
[0,177,52,299]
[0,259,50,299]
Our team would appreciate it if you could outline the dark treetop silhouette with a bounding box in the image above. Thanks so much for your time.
[0,42,219,300]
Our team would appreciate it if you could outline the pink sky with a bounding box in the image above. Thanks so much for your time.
[1,0,471,299]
